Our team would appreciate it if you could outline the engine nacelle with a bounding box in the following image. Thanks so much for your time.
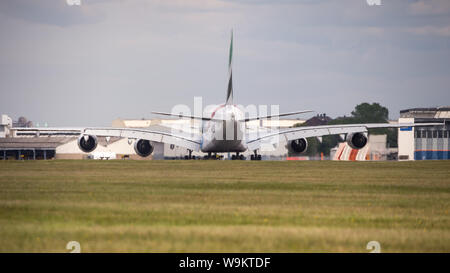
[77,135,98,153]
[134,139,154,157]
[346,132,368,149]
[286,138,308,154]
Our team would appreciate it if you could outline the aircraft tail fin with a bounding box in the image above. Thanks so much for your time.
[226,30,233,105]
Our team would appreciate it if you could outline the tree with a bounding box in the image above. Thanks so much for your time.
[352,102,396,147]
[351,102,388,123]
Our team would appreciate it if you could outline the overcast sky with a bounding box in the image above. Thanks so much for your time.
[0,0,449,126]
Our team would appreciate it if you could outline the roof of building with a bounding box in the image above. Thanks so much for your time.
[304,114,332,126]
[400,106,450,119]
[400,106,450,113]
[0,137,75,149]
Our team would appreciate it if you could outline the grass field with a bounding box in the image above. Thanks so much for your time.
[0,160,449,252]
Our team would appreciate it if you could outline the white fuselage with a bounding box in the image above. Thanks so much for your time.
[200,104,247,153]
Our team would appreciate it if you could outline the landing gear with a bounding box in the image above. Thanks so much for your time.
[231,153,245,160]
[203,152,221,160]
[250,150,262,161]
[203,152,212,160]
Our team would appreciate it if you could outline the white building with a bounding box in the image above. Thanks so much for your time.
[0,115,12,138]
[398,107,450,160]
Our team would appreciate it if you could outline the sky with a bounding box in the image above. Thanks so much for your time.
[0,0,449,126]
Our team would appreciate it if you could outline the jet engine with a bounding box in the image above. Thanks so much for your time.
[286,138,308,154]
[77,135,98,153]
[134,139,154,157]
[346,132,368,149]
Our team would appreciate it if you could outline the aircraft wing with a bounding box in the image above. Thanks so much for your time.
[152,111,224,122]
[12,125,202,151]
[239,110,314,122]
[246,122,443,151]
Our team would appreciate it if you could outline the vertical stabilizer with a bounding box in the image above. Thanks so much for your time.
[226,30,233,105]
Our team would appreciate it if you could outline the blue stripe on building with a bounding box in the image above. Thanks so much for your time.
[415,150,450,160]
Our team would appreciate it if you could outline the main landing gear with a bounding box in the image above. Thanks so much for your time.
[203,152,222,160]
[183,151,261,161]
[250,150,262,161]
[231,152,245,160]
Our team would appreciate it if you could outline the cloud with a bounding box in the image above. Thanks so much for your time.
[0,0,105,27]
[0,0,449,125]
[406,25,450,37]
[222,0,328,5]
[150,0,231,12]
[409,0,450,15]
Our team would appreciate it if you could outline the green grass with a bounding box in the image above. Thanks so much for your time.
[0,160,449,252]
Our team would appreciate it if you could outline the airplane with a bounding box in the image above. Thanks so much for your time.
[12,31,443,160]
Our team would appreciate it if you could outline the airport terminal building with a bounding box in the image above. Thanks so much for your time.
[398,107,450,160]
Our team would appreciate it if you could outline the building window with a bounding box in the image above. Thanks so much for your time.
[446,130,449,138]
[427,130,432,138]
[438,130,443,138]
[433,131,438,138]
[415,130,421,138]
